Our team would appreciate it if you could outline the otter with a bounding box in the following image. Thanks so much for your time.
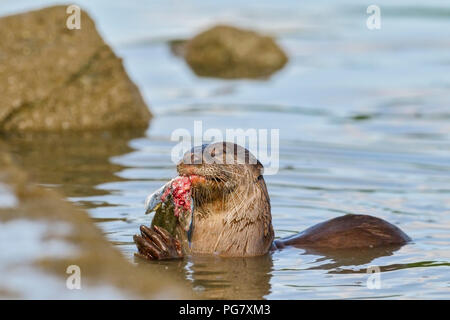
[134,142,410,260]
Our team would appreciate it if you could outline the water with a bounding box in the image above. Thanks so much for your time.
[3,0,450,299]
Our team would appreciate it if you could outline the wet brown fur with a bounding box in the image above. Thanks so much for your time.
[177,142,274,257]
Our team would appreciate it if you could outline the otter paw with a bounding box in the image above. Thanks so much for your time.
[133,225,183,260]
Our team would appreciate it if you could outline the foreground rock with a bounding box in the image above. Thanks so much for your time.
[184,25,288,79]
[0,145,187,299]
[0,6,151,131]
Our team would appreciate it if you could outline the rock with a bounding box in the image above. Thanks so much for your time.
[0,145,188,299]
[184,25,288,79]
[0,5,151,131]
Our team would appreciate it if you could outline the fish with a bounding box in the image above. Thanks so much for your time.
[144,179,173,214]
[144,177,195,245]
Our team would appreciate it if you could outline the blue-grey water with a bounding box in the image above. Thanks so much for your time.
[3,0,450,299]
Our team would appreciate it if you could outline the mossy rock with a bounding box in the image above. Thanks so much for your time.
[184,25,288,79]
[0,5,151,131]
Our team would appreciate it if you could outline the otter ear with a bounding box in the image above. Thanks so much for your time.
[254,160,264,177]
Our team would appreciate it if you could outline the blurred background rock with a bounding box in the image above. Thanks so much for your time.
[182,25,287,79]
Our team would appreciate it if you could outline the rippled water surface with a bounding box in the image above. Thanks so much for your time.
[3,0,450,299]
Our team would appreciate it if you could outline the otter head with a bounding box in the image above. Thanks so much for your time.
[177,142,265,212]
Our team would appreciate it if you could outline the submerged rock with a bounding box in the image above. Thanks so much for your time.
[0,145,188,299]
[184,25,288,79]
[0,6,151,131]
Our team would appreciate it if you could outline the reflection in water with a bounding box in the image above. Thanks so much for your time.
[134,245,407,299]
[2,128,148,202]
[302,245,403,271]
[187,255,273,299]
[135,254,273,299]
